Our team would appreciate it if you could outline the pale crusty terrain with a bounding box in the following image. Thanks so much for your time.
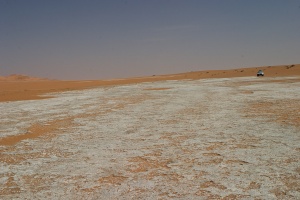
[0,65,300,199]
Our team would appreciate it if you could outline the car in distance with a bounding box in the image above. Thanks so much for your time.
[257,70,264,77]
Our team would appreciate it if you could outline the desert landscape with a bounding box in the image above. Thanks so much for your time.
[0,65,300,199]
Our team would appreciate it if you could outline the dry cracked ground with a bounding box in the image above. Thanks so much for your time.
[0,77,299,199]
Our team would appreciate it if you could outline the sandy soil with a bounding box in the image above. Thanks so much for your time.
[0,73,299,199]
[0,64,299,102]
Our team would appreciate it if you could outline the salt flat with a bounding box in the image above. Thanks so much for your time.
[0,76,299,199]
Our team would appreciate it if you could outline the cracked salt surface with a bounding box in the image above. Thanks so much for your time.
[0,76,299,199]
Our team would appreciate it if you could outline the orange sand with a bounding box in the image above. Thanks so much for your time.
[0,64,299,102]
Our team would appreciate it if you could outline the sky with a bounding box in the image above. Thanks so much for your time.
[0,0,300,80]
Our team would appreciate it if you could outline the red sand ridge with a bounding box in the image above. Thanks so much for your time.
[0,74,48,81]
[0,64,299,102]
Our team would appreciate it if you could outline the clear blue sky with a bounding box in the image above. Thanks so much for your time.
[1,0,299,80]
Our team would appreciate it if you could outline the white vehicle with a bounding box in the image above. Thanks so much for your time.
[257,70,264,77]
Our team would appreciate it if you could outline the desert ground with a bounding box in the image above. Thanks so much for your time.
[0,65,299,199]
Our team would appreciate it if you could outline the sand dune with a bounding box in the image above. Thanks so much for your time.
[1,64,299,102]
[0,74,48,81]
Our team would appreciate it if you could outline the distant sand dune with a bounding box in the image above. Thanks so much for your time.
[0,64,299,102]
[0,74,48,81]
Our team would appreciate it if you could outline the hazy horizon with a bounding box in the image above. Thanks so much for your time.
[1,0,300,80]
